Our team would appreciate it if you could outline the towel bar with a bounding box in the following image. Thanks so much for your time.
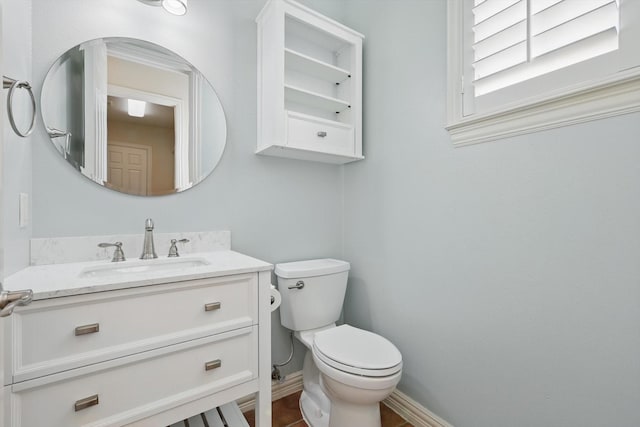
[3,75,36,138]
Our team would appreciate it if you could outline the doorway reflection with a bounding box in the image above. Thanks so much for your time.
[106,96,176,196]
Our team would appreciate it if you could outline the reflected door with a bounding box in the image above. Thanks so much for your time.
[107,142,151,196]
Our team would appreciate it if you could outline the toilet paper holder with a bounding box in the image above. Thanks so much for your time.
[270,284,282,312]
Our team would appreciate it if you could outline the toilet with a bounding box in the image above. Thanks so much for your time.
[275,259,402,427]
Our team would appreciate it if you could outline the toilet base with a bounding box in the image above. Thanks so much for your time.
[316,352,401,427]
[294,325,401,427]
[300,351,331,427]
[302,386,383,427]
[328,399,381,427]
[300,390,329,427]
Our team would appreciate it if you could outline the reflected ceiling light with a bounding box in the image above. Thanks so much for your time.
[162,0,187,16]
[137,0,187,15]
[128,99,147,117]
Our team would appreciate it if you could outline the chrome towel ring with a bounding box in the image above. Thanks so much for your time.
[3,75,36,138]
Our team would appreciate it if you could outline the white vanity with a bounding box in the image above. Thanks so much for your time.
[1,239,272,427]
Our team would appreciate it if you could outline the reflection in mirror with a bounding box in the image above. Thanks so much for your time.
[107,96,176,195]
[41,38,227,196]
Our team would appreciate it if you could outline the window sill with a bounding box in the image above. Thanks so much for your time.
[446,70,640,147]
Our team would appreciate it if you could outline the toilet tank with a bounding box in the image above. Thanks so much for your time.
[275,259,350,331]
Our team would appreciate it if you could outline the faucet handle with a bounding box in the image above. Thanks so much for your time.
[98,242,126,262]
[168,238,189,257]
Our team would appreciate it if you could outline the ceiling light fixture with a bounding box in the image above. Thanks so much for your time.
[128,99,147,117]
[136,0,187,16]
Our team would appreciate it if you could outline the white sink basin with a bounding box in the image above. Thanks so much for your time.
[79,257,211,278]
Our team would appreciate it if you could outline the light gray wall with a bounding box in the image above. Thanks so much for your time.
[27,1,640,425]
[341,1,640,426]
[2,0,33,277]
[30,0,345,376]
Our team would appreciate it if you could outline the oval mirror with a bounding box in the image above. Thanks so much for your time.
[41,38,226,196]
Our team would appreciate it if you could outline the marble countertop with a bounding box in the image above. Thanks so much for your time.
[3,251,273,300]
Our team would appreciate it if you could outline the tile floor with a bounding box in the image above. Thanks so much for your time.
[243,390,413,427]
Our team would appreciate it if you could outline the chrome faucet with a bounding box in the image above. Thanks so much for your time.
[98,241,126,262]
[140,218,158,259]
[168,238,190,257]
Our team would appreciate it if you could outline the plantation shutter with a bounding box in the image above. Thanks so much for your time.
[471,0,620,97]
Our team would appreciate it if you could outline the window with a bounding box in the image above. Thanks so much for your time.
[447,0,640,146]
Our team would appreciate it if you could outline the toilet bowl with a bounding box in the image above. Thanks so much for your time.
[312,324,402,427]
[275,259,403,427]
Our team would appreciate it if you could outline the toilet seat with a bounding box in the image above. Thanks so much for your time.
[312,325,402,377]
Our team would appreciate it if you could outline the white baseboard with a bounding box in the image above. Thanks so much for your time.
[236,370,453,427]
[236,371,303,413]
[384,388,454,427]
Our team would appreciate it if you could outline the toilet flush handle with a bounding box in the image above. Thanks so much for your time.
[288,280,305,290]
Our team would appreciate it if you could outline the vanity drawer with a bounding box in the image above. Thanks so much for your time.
[11,326,257,427]
[286,112,355,157]
[11,274,258,382]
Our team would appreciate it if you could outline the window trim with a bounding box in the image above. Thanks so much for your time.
[446,0,640,147]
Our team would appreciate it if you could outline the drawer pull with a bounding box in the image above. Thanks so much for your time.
[205,359,222,371]
[204,302,221,312]
[75,323,99,336]
[74,394,99,412]
[317,131,327,137]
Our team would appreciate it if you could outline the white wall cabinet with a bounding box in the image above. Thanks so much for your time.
[256,0,364,164]
[2,269,272,427]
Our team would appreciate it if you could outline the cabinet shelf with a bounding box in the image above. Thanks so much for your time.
[286,110,353,129]
[170,402,249,427]
[285,84,350,113]
[285,48,351,84]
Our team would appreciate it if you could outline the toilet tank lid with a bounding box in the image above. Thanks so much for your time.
[275,259,350,278]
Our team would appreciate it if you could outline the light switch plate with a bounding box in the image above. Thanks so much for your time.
[19,193,29,228]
